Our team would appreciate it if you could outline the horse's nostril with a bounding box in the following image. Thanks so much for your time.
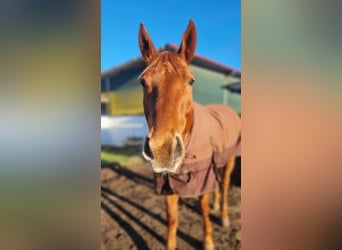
[173,134,184,161]
[142,137,153,160]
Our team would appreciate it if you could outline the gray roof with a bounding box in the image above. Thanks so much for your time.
[222,81,241,94]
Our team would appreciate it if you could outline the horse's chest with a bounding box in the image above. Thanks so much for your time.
[153,158,219,197]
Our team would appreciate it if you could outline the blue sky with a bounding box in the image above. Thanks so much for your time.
[101,0,241,72]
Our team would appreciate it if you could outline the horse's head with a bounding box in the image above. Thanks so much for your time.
[138,20,197,174]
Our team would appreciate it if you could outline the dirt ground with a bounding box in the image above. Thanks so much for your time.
[101,153,241,250]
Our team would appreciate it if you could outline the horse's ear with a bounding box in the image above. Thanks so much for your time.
[138,23,157,64]
[178,19,197,64]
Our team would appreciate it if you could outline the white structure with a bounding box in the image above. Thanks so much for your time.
[101,115,148,146]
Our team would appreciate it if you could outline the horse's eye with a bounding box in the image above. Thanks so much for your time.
[188,78,195,85]
[140,78,146,88]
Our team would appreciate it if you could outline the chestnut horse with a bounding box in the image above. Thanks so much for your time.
[138,20,241,250]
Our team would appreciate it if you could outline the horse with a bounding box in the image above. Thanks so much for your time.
[138,19,241,250]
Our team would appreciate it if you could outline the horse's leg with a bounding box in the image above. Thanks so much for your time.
[165,194,179,250]
[221,156,235,227]
[213,190,221,212]
[200,193,215,250]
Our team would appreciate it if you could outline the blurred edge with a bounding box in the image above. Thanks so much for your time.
[0,1,100,250]
[1,0,342,250]
[243,0,342,250]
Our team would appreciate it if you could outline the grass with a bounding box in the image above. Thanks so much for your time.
[101,150,130,166]
[101,145,142,167]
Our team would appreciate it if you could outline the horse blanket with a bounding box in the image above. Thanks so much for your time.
[154,102,241,197]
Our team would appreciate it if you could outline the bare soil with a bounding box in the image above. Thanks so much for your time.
[101,152,241,250]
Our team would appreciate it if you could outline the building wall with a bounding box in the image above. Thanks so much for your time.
[191,65,241,112]
[102,67,145,116]
[227,92,241,115]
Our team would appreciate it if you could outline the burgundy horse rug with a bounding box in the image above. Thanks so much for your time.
[154,102,241,197]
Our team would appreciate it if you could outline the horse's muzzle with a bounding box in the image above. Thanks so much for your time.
[142,133,185,173]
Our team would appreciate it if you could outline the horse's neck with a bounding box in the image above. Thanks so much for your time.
[183,103,195,144]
